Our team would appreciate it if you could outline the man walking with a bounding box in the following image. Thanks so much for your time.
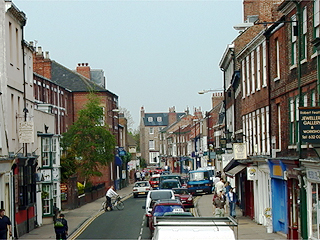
[54,213,68,240]
[213,191,226,217]
[0,209,11,240]
[226,187,237,218]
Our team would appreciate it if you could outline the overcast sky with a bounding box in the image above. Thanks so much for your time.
[14,0,243,130]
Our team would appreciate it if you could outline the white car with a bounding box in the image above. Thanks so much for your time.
[143,189,175,226]
[133,181,152,198]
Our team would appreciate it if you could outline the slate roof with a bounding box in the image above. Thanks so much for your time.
[51,61,109,93]
[143,112,185,127]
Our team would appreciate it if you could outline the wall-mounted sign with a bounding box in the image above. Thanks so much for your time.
[247,167,257,181]
[299,107,320,143]
[306,168,320,183]
[40,169,52,182]
[19,121,34,143]
[233,143,247,160]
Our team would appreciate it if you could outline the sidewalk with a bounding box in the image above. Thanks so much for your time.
[196,194,286,240]
[19,184,134,239]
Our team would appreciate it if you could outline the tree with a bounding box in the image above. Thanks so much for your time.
[61,93,116,183]
[119,107,134,132]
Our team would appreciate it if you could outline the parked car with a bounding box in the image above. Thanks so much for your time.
[148,199,185,232]
[159,179,181,190]
[149,175,160,189]
[132,181,151,198]
[143,189,175,227]
[173,188,194,208]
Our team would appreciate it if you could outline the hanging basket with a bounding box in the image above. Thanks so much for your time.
[264,207,272,219]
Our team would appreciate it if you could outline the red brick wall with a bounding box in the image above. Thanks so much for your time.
[76,63,91,79]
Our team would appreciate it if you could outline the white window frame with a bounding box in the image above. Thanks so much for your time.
[275,38,280,81]
[302,7,307,61]
[291,15,297,66]
[148,117,153,122]
[246,56,251,96]
[256,46,261,90]
[242,60,246,98]
[251,51,256,93]
[262,41,267,87]
[314,0,320,38]
[149,140,155,150]
[149,127,154,134]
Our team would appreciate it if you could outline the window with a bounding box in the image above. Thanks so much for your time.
[42,184,51,215]
[148,117,153,122]
[302,7,307,60]
[42,137,51,166]
[277,104,281,150]
[98,107,105,126]
[52,138,57,165]
[262,41,267,86]
[242,60,246,98]
[149,140,155,150]
[16,28,19,66]
[290,98,295,144]
[314,0,320,53]
[256,46,261,90]
[251,51,256,93]
[291,15,297,66]
[149,128,154,134]
[246,56,250,96]
[157,117,162,122]
[9,22,12,63]
[275,38,280,80]
[312,90,317,106]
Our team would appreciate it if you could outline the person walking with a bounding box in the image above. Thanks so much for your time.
[105,186,119,211]
[226,187,238,218]
[0,209,12,240]
[54,213,68,240]
[213,191,226,217]
[215,178,225,194]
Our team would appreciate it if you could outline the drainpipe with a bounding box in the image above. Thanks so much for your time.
[292,1,307,239]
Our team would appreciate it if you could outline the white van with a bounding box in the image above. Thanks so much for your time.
[152,216,237,240]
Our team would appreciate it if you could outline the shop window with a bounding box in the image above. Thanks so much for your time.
[42,184,51,215]
[42,137,51,166]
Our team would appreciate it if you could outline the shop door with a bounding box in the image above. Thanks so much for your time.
[287,179,300,240]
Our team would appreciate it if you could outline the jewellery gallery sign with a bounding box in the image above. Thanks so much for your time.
[299,107,320,143]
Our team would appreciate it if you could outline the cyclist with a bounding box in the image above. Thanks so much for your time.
[105,186,118,211]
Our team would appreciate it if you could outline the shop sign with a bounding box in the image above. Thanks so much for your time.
[306,168,320,183]
[273,165,283,177]
[247,167,257,181]
[299,107,320,143]
[233,143,247,160]
[18,121,34,143]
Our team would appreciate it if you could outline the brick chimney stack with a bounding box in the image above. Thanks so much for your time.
[212,92,224,109]
[76,63,91,79]
[168,106,177,126]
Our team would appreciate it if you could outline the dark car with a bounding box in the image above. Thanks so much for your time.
[173,188,194,208]
[159,174,182,185]
[147,199,185,232]
[159,179,181,189]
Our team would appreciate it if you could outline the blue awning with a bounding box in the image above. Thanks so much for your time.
[115,156,122,166]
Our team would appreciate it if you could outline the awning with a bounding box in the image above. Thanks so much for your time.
[115,156,122,166]
[223,159,246,177]
[225,165,246,177]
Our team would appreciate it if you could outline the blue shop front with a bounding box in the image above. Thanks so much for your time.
[268,158,300,237]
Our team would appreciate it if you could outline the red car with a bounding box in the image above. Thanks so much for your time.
[149,176,160,189]
[173,188,194,208]
[147,199,185,232]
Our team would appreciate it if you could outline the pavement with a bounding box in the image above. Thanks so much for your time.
[19,183,286,240]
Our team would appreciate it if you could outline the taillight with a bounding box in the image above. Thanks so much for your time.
[133,189,137,191]
[146,188,151,191]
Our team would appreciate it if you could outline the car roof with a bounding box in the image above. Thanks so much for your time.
[134,181,150,184]
[161,179,180,182]
[154,199,182,205]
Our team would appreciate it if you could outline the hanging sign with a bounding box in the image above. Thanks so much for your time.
[247,167,257,181]
[233,143,247,160]
[19,121,34,143]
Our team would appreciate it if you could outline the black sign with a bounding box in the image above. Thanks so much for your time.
[299,107,320,143]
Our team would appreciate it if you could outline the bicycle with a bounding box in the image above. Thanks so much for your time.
[101,196,125,211]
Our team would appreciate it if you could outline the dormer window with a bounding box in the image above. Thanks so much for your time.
[157,117,162,122]
[148,117,153,122]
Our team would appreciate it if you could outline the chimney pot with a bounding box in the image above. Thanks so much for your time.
[45,51,49,59]
[37,46,43,55]
[86,63,88,66]
[78,63,81,66]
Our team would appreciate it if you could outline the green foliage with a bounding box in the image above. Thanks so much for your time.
[139,157,147,169]
[61,93,116,182]
[130,130,140,152]
[77,182,85,195]
[60,150,77,182]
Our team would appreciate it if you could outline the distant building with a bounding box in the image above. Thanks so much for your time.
[139,106,186,165]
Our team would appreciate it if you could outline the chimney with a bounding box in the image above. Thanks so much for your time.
[168,106,177,125]
[37,46,43,56]
[76,63,91,79]
[45,51,50,59]
[212,92,224,109]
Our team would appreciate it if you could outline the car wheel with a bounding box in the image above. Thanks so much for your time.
[134,194,137,198]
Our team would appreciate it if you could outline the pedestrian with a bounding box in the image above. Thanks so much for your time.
[141,171,145,181]
[54,213,68,240]
[224,181,232,194]
[213,191,226,217]
[226,187,238,218]
[215,178,225,194]
[0,209,12,240]
[105,186,119,211]
[135,171,141,181]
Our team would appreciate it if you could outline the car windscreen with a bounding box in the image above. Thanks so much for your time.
[150,177,159,181]
[189,171,210,181]
[173,189,189,195]
[160,175,181,182]
[135,182,149,187]
[153,205,184,216]
[150,191,172,200]
[160,181,180,189]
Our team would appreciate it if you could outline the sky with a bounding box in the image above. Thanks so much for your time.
[14,0,243,130]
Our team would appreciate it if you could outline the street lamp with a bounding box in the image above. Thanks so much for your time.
[198,89,223,94]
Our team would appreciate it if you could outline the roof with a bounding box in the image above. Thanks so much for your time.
[51,61,115,95]
[143,112,185,126]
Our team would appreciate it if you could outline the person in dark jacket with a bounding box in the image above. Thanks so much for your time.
[226,187,238,217]
[0,209,12,240]
[54,213,68,240]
